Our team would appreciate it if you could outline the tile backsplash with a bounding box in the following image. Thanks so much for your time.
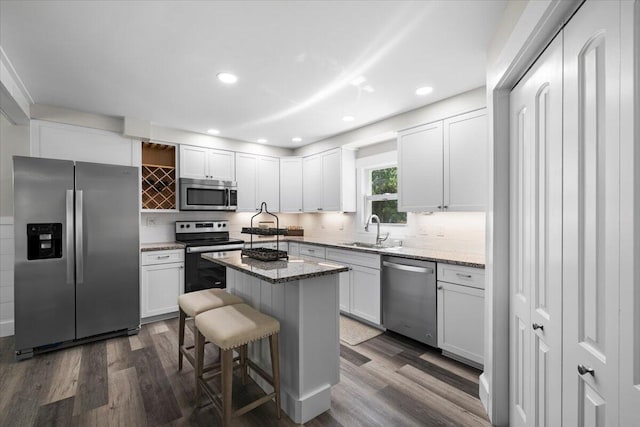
[140,210,485,255]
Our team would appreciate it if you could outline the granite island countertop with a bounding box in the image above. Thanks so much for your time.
[201,251,349,284]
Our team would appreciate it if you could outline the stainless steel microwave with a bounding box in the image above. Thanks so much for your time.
[179,178,237,211]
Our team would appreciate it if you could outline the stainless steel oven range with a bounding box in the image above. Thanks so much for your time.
[175,220,244,292]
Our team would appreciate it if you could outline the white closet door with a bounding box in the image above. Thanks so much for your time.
[509,33,563,427]
[562,1,620,426]
[619,1,640,425]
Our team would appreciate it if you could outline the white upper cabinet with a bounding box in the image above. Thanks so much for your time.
[30,120,139,166]
[302,148,356,212]
[302,154,322,212]
[179,145,235,181]
[321,148,342,211]
[443,109,487,211]
[398,121,444,212]
[206,148,235,181]
[257,156,280,211]
[398,109,487,212]
[236,153,279,212]
[279,157,303,213]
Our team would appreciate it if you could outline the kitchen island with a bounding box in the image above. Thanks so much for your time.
[201,251,348,423]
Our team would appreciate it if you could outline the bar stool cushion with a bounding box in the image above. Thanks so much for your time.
[195,304,280,351]
[179,289,243,317]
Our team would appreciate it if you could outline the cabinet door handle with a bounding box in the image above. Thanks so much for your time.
[443,205,448,209]
[437,285,443,290]
[437,205,442,209]
[532,323,544,331]
[456,273,473,279]
[317,208,323,211]
[577,364,594,376]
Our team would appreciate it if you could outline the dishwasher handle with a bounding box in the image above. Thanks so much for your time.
[382,261,434,274]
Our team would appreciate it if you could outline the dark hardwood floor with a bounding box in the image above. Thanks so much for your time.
[0,318,491,426]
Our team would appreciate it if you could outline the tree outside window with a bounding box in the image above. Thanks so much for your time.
[366,166,406,224]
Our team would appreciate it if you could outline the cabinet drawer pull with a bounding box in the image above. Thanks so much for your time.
[157,255,171,259]
[577,364,594,376]
[456,273,473,279]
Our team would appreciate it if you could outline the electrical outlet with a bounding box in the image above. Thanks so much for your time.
[146,217,157,226]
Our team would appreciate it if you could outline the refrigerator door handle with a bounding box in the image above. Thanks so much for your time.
[75,190,84,285]
[66,189,74,285]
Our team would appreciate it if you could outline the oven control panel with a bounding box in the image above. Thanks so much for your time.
[175,220,228,233]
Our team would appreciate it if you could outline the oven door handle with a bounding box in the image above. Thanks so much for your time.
[186,244,244,253]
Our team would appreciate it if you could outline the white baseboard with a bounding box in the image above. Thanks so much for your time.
[0,319,14,337]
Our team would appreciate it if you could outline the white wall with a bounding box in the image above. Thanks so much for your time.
[0,113,29,337]
[293,86,486,157]
[30,103,294,158]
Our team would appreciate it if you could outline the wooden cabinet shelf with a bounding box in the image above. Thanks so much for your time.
[141,142,177,210]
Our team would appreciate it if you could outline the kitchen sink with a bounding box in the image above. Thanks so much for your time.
[341,242,402,250]
[341,241,381,249]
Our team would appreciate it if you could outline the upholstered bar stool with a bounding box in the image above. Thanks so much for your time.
[194,303,281,426]
[178,289,243,370]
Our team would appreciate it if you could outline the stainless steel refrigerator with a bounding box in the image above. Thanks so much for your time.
[13,156,140,359]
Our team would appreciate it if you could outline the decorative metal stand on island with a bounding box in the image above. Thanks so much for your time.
[241,201,288,261]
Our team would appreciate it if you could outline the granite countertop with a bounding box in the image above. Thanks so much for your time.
[201,251,349,284]
[139,236,484,268]
[230,234,485,269]
[140,242,186,252]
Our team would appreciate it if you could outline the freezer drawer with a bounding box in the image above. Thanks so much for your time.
[382,256,437,346]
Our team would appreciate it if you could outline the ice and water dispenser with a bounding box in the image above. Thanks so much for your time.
[27,223,62,260]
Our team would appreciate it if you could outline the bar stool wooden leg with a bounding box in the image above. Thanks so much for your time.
[178,308,186,370]
[239,344,248,385]
[269,333,281,419]
[194,329,204,401]
[221,349,234,427]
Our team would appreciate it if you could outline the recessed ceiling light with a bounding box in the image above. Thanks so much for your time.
[362,85,375,93]
[415,86,433,96]
[342,115,355,122]
[292,137,302,143]
[257,138,268,143]
[350,76,366,86]
[217,72,238,84]
[207,129,220,135]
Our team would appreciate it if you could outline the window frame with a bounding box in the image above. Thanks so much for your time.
[363,164,407,226]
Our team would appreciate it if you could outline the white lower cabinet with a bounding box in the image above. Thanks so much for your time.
[437,263,484,366]
[349,264,381,324]
[140,249,184,320]
[326,247,381,325]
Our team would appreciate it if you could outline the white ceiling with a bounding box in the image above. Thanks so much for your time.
[0,1,505,148]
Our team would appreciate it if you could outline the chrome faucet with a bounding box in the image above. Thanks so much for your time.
[365,214,389,246]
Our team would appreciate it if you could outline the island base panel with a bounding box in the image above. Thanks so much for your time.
[226,268,340,423]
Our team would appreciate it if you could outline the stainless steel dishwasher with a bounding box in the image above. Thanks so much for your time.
[382,256,437,346]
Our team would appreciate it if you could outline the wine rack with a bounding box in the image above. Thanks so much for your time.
[141,142,177,210]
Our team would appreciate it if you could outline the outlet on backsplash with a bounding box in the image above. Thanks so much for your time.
[146,217,157,226]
